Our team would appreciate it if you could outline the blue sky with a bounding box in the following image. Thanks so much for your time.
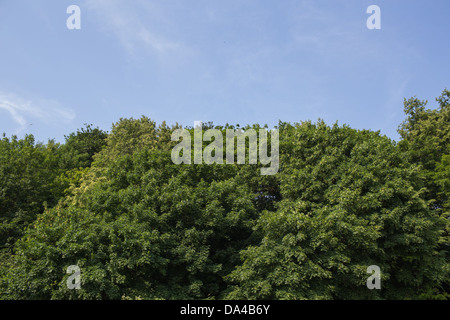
[0,0,449,143]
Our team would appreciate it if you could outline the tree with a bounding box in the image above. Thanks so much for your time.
[60,124,108,169]
[398,89,450,207]
[225,121,448,299]
[1,118,267,299]
[397,89,450,298]
[1,116,447,300]
[0,134,64,249]
[0,125,108,297]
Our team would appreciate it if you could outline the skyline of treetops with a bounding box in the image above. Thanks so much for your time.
[0,89,448,300]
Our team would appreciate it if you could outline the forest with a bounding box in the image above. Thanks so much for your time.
[0,90,448,300]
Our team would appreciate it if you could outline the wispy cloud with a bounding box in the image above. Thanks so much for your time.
[84,0,182,58]
[0,92,76,134]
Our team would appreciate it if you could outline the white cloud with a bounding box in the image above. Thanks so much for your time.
[0,92,75,134]
[84,0,181,57]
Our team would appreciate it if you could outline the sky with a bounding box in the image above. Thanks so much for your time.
[0,0,449,143]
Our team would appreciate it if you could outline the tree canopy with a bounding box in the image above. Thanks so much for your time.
[0,91,448,300]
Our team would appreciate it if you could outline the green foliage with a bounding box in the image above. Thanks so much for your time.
[61,124,108,169]
[398,89,450,205]
[0,125,109,298]
[1,118,267,299]
[2,206,168,299]
[92,117,176,167]
[0,134,64,249]
[1,105,448,300]
[435,153,450,210]
[225,121,447,299]
[397,89,450,298]
[0,124,108,251]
